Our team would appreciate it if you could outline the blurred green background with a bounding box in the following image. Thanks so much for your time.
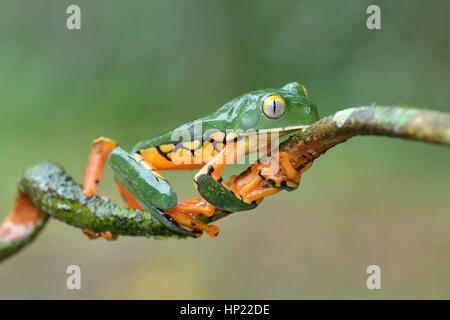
[1,0,449,299]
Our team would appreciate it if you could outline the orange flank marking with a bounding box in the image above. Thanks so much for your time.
[171,147,196,167]
[140,140,229,170]
[194,148,203,163]
[201,141,216,163]
[214,142,225,152]
[225,132,239,142]
[83,137,117,196]
[211,132,225,141]
[159,144,174,153]
[133,153,166,180]
[140,147,203,170]
[183,140,201,150]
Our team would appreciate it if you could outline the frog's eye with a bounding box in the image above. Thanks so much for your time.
[262,95,286,119]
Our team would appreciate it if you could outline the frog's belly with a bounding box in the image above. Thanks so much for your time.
[138,139,224,170]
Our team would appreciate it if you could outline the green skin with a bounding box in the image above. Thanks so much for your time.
[109,82,319,236]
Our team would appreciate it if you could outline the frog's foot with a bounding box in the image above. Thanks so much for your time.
[230,151,313,204]
[261,151,302,190]
[82,229,118,241]
[109,148,197,238]
[164,197,219,238]
[228,167,282,204]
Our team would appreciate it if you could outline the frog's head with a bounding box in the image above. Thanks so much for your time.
[226,82,319,135]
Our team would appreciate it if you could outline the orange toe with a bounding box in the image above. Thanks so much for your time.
[164,200,219,238]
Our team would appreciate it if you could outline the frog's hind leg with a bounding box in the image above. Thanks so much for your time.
[114,177,145,211]
[82,137,141,240]
[108,147,218,237]
[134,153,219,238]
[114,158,218,238]
[82,137,119,240]
[82,137,118,196]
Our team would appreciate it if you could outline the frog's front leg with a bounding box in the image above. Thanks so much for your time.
[194,138,259,212]
[82,137,120,240]
[195,139,313,211]
[230,152,314,204]
[83,137,118,197]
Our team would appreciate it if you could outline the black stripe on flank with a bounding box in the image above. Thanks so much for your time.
[211,140,223,153]
[228,135,243,143]
[258,170,267,180]
[170,141,185,154]
[156,146,172,162]
[203,131,224,143]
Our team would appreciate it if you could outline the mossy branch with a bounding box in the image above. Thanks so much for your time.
[1,106,449,262]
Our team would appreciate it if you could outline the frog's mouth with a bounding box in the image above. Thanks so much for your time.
[249,125,309,137]
[237,125,308,154]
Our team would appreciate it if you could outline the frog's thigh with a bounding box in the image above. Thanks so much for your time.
[107,148,198,237]
[113,177,145,210]
[194,141,258,212]
[108,147,177,210]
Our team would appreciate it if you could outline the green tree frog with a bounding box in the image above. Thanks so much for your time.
[82,82,319,239]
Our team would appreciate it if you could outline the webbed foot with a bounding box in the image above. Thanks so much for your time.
[164,197,219,238]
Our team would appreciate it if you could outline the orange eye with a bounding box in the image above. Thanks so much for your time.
[262,95,286,119]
